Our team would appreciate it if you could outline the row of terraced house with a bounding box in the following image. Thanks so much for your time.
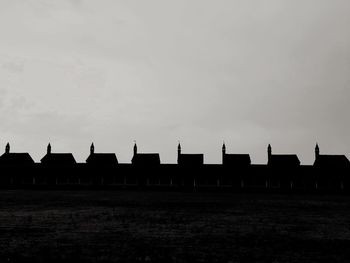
[0,142,349,192]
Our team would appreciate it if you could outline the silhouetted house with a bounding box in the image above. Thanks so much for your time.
[222,143,251,166]
[313,144,350,169]
[40,143,76,165]
[267,144,300,167]
[86,143,118,165]
[0,143,34,165]
[177,143,204,166]
[131,143,160,166]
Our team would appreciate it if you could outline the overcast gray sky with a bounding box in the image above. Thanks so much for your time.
[0,0,349,164]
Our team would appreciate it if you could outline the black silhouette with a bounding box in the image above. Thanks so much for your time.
[177,143,204,166]
[0,141,348,193]
[0,143,34,165]
[267,144,300,167]
[131,142,160,166]
[86,143,118,165]
[313,143,350,168]
[41,143,76,165]
[222,142,251,166]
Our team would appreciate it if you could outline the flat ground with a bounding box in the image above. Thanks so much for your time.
[0,190,350,262]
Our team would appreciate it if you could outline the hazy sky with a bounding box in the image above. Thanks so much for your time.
[0,0,350,164]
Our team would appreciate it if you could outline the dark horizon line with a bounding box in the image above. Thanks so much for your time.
[0,142,348,167]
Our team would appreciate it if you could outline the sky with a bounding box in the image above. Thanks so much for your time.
[0,0,349,164]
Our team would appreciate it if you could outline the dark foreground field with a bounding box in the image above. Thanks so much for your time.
[0,191,350,262]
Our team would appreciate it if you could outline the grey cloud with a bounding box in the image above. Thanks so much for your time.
[0,0,349,164]
[2,61,24,74]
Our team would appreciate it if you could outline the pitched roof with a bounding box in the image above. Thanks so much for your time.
[178,154,204,166]
[41,153,76,165]
[223,154,251,166]
[268,154,300,167]
[314,155,350,168]
[86,153,118,165]
[132,153,160,165]
[0,153,35,165]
